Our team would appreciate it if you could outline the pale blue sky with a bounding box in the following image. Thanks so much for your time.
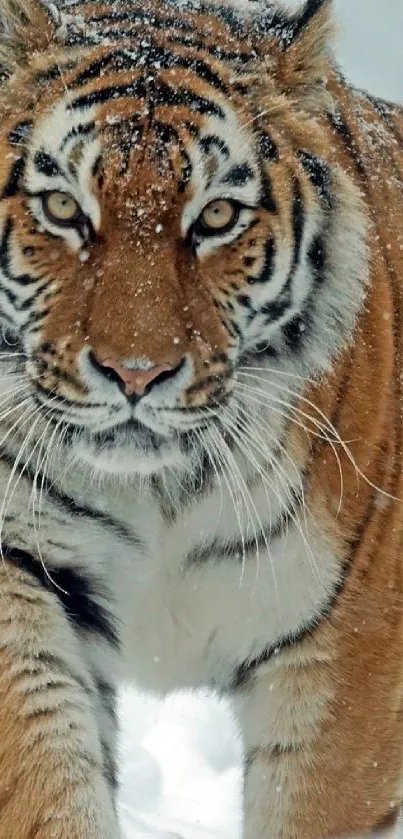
[334,0,403,102]
[286,0,403,102]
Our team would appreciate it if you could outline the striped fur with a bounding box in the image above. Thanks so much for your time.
[0,0,401,836]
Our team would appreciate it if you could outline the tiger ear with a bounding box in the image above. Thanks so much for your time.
[0,0,57,80]
[274,0,335,112]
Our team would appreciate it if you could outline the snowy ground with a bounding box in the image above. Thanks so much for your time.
[117,3,403,838]
[118,690,243,839]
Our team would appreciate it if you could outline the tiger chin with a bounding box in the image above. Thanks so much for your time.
[0,0,401,837]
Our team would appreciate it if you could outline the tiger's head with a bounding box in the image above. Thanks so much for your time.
[0,0,367,477]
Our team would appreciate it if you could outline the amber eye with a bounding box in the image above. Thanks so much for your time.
[42,191,82,226]
[196,199,239,236]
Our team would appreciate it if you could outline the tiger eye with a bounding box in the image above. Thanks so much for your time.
[199,199,237,232]
[42,192,81,226]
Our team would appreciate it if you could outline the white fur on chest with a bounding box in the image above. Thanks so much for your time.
[120,482,341,695]
[0,449,341,697]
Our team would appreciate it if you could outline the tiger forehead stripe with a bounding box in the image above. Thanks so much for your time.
[71,45,230,93]
[55,20,240,115]
[51,0,257,61]
[69,81,226,118]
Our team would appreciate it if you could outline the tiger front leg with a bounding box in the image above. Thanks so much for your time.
[235,644,403,839]
[0,560,121,839]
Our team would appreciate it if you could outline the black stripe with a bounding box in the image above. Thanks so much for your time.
[307,234,326,282]
[186,373,227,395]
[259,131,279,162]
[327,108,367,179]
[62,23,252,65]
[163,33,253,64]
[0,283,43,312]
[221,163,254,187]
[101,738,119,790]
[72,45,228,95]
[289,176,305,270]
[237,294,253,310]
[25,307,49,329]
[245,742,302,772]
[0,218,41,288]
[96,677,117,725]
[34,151,63,178]
[2,544,120,648]
[45,483,143,548]
[153,81,225,118]
[60,121,97,151]
[288,0,327,44]
[261,292,291,323]
[8,120,32,147]
[231,600,329,690]
[298,150,332,206]
[0,284,18,309]
[68,79,147,110]
[33,59,79,85]
[186,491,301,567]
[247,237,275,285]
[69,77,225,118]
[200,135,230,159]
[281,235,327,353]
[260,172,277,214]
[0,442,142,548]
[84,8,196,34]
[251,177,305,330]
[270,742,303,757]
[231,553,351,690]
[72,52,130,87]
[1,156,26,198]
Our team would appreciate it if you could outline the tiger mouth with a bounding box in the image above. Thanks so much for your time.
[69,417,171,452]
[92,418,168,450]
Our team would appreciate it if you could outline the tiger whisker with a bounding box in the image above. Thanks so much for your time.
[239,364,317,386]
[234,399,312,555]
[31,413,72,596]
[0,399,49,572]
[234,382,345,516]
[219,405,321,591]
[206,422,249,583]
[0,398,57,531]
[193,426,224,542]
[208,412,277,592]
[224,400,323,590]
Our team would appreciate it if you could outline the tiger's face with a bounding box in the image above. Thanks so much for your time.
[0,0,367,476]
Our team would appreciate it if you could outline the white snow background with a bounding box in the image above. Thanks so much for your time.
[118,3,403,838]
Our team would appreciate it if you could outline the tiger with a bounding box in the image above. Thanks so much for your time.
[0,0,402,836]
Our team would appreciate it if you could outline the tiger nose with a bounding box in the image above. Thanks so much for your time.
[92,355,175,397]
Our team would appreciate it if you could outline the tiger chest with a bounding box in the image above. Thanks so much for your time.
[121,489,343,697]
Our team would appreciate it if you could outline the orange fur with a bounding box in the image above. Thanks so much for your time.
[0,561,114,838]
